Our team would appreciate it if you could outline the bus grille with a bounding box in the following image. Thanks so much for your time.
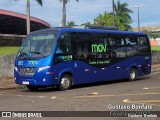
[20,67,36,76]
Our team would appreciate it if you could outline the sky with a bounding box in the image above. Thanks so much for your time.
[0,0,160,28]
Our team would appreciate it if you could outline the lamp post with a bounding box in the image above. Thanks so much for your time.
[112,0,115,26]
[134,5,143,31]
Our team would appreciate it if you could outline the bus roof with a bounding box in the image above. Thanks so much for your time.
[31,27,147,36]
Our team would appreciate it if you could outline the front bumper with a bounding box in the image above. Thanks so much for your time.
[14,70,59,86]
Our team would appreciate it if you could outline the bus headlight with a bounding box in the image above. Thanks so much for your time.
[38,66,50,72]
[14,66,18,72]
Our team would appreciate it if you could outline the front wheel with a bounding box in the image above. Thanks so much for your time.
[59,74,72,91]
[27,85,39,91]
[128,68,137,81]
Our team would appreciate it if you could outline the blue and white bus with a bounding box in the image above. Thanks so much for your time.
[14,26,151,91]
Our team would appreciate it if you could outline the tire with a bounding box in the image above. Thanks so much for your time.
[27,85,39,91]
[59,74,72,91]
[128,68,137,81]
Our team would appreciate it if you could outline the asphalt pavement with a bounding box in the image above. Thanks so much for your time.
[0,71,159,120]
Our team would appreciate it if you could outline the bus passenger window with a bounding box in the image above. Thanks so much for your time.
[137,37,149,55]
[54,33,72,63]
[56,46,63,54]
[73,33,89,60]
[55,44,64,61]
[125,37,137,46]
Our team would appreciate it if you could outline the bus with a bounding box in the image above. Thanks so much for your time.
[14,26,151,91]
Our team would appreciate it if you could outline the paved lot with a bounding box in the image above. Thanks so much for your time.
[0,72,159,120]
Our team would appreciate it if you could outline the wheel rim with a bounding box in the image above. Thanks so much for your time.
[61,77,70,88]
[130,71,136,79]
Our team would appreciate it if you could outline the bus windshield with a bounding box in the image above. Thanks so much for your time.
[17,33,57,60]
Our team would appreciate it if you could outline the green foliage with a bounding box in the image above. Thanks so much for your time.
[0,47,19,56]
[67,21,76,27]
[115,0,133,30]
[143,30,160,40]
[81,21,93,26]
[95,12,113,26]
[151,46,160,51]
[94,0,133,31]
[149,33,160,40]
[19,85,27,89]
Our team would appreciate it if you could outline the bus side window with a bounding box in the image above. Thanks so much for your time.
[111,35,126,58]
[54,33,72,63]
[125,36,138,46]
[137,36,149,55]
[138,37,147,46]
[76,48,84,58]
[73,33,89,60]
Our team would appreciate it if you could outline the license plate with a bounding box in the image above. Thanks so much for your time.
[22,81,29,85]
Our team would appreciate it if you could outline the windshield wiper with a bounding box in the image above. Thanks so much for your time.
[29,51,45,58]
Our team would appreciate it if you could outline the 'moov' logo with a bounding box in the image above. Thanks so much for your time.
[29,61,39,65]
[18,61,23,65]
[91,44,107,53]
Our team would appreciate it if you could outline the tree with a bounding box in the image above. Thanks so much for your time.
[26,0,43,34]
[114,0,133,30]
[81,21,92,26]
[59,0,79,27]
[94,1,133,31]
[67,20,76,27]
[15,0,43,35]
[94,12,113,26]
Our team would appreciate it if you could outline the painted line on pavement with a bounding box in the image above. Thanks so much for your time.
[71,92,160,99]
[1,94,47,99]
[143,87,160,90]
[66,87,92,92]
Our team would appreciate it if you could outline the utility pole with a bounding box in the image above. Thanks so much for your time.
[26,0,30,35]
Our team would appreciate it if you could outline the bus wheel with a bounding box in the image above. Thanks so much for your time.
[59,74,72,90]
[128,68,137,81]
[27,85,39,91]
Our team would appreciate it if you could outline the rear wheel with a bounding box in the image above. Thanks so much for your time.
[27,85,39,91]
[128,68,137,81]
[59,74,72,91]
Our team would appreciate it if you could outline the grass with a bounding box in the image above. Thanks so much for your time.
[19,85,27,89]
[0,46,19,56]
[151,46,160,51]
